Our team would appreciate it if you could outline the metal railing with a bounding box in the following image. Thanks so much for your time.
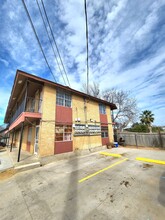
[9,97,42,125]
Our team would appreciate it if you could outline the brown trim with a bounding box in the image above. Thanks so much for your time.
[54,141,73,154]
[102,137,109,145]
[100,114,108,126]
[56,105,72,124]
[5,69,117,123]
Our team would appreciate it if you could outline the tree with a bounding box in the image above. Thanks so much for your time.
[102,89,138,131]
[81,82,100,97]
[125,122,148,132]
[140,110,154,133]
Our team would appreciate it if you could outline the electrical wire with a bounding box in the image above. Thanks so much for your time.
[36,0,67,86]
[84,0,89,94]
[21,0,57,82]
[40,0,71,87]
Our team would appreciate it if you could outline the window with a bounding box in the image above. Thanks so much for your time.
[99,103,106,114]
[55,125,72,141]
[101,126,108,138]
[56,90,71,107]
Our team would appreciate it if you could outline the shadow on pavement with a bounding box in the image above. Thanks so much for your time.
[62,156,78,220]
[158,171,165,207]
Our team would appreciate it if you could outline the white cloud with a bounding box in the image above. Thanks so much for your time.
[0,0,164,125]
[0,58,9,67]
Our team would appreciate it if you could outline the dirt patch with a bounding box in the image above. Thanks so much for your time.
[120,153,129,157]
[110,194,114,203]
[0,169,16,180]
[142,163,153,169]
[120,180,131,187]
[0,147,7,152]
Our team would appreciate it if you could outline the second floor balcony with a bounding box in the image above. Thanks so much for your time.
[9,97,42,125]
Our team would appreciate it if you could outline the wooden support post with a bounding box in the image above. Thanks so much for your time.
[17,122,24,162]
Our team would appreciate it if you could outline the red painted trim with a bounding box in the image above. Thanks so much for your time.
[102,137,109,145]
[100,114,108,126]
[54,141,73,154]
[9,112,41,131]
[56,106,72,124]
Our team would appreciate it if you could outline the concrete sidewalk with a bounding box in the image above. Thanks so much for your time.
[0,147,40,173]
[0,148,13,172]
[0,146,105,173]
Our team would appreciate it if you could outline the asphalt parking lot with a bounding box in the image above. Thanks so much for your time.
[0,147,165,220]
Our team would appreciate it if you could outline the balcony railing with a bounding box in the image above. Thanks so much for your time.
[9,97,42,125]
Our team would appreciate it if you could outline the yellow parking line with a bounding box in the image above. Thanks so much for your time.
[100,152,122,158]
[79,158,128,183]
[136,157,165,165]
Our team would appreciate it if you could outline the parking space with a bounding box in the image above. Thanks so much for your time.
[0,147,165,220]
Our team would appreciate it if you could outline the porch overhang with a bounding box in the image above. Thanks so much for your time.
[9,112,42,131]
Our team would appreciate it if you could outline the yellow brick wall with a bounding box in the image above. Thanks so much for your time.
[30,125,35,154]
[72,95,102,150]
[22,125,28,151]
[14,129,20,148]
[106,106,114,143]
[73,135,102,150]
[39,83,56,156]
[72,95,100,123]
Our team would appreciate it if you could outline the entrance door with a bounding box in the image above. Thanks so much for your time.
[34,126,39,154]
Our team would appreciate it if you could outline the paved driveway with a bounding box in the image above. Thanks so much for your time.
[0,147,165,220]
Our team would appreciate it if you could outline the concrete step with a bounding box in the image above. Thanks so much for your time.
[14,162,41,173]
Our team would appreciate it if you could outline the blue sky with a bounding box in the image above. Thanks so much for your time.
[0,0,165,126]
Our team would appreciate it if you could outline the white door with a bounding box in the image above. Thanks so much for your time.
[34,126,39,154]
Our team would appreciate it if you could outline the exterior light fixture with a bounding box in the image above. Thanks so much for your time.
[18,80,22,84]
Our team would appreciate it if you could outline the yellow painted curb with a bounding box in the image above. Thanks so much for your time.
[100,152,122,158]
[136,157,165,165]
[79,158,128,183]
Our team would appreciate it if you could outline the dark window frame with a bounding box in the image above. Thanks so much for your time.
[99,103,106,114]
[56,90,72,107]
[101,126,108,138]
[55,125,72,141]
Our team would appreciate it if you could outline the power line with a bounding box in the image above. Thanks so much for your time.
[21,0,57,82]
[36,0,67,86]
[41,0,71,87]
[84,0,89,94]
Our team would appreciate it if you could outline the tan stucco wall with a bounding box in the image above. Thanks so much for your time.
[39,84,56,156]
[72,95,102,150]
[106,106,114,143]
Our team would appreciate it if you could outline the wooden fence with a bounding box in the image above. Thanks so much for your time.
[117,132,165,148]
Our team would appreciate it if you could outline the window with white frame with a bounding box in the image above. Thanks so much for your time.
[99,103,106,114]
[55,125,72,141]
[56,90,71,107]
[101,126,108,138]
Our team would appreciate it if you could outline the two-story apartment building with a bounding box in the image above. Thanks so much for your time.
[4,70,117,161]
